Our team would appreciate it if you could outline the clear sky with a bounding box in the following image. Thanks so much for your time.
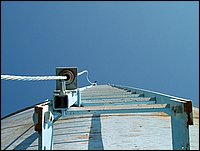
[1,1,199,118]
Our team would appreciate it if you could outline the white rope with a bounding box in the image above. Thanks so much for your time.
[1,70,95,85]
[1,75,67,81]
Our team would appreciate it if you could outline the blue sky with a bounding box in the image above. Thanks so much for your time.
[1,1,199,117]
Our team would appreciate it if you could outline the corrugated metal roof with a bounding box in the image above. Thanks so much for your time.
[1,85,199,150]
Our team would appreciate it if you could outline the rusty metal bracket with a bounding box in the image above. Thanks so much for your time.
[33,101,54,150]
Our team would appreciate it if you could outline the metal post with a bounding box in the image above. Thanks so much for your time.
[171,106,190,150]
[77,89,81,107]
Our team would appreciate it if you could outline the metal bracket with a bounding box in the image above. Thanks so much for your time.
[53,67,79,111]
[32,67,93,150]
[33,101,54,150]
[53,89,79,110]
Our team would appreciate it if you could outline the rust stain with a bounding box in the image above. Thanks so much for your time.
[34,102,50,134]
[34,106,43,134]
[184,101,193,126]
[76,134,89,140]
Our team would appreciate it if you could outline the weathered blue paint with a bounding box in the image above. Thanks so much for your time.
[82,100,156,106]
[82,94,146,100]
[64,107,170,116]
